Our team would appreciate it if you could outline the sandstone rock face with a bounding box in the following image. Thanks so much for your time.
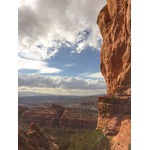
[96,0,131,149]
[18,123,58,150]
[19,104,65,128]
[80,97,98,108]
[97,96,130,135]
[19,105,97,129]
[60,108,97,129]
[97,96,131,150]
[111,119,131,150]
[97,0,131,95]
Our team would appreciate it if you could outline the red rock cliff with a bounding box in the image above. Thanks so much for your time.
[18,123,58,150]
[96,0,131,149]
[97,0,131,95]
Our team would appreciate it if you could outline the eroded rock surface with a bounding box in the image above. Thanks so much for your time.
[111,119,131,150]
[19,104,65,128]
[97,0,131,95]
[60,108,97,129]
[19,105,97,129]
[97,96,131,150]
[97,0,131,149]
[18,123,58,150]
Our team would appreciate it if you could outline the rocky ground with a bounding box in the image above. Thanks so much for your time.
[18,104,98,150]
[18,123,58,150]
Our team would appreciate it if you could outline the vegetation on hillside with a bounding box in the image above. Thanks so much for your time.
[43,127,110,150]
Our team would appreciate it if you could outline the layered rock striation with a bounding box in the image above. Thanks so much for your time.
[96,0,131,149]
[97,96,131,149]
[60,108,97,129]
[19,104,65,128]
[18,105,97,129]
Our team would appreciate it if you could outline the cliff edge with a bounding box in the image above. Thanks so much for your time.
[97,0,131,149]
[97,0,131,96]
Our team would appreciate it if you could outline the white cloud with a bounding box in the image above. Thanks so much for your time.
[18,0,107,95]
[18,86,106,96]
[87,72,104,79]
[18,39,62,61]
[38,67,62,74]
[18,74,106,94]
[18,51,43,61]
[63,63,76,67]
[79,72,104,79]
[76,41,87,53]
[18,0,36,8]
[18,74,106,90]
[18,0,106,59]
[18,56,63,74]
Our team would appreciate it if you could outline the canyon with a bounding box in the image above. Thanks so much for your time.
[18,0,131,149]
[18,103,98,150]
[19,104,97,130]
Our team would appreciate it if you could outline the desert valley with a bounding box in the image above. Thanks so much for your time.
[18,0,131,149]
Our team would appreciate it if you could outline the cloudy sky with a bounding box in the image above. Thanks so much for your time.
[18,0,107,96]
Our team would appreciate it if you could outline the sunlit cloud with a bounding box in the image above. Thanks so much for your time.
[18,56,63,74]
[18,86,106,96]
[63,63,76,67]
[18,73,106,95]
[18,0,106,60]
[18,74,106,89]
[18,0,107,96]
[79,72,104,79]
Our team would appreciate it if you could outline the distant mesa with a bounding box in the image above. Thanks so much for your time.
[18,104,97,129]
[18,105,65,128]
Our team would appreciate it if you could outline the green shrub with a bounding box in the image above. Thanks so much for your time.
[128,144,131,150]
[67,130,110,150]
[43,127,110,150]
